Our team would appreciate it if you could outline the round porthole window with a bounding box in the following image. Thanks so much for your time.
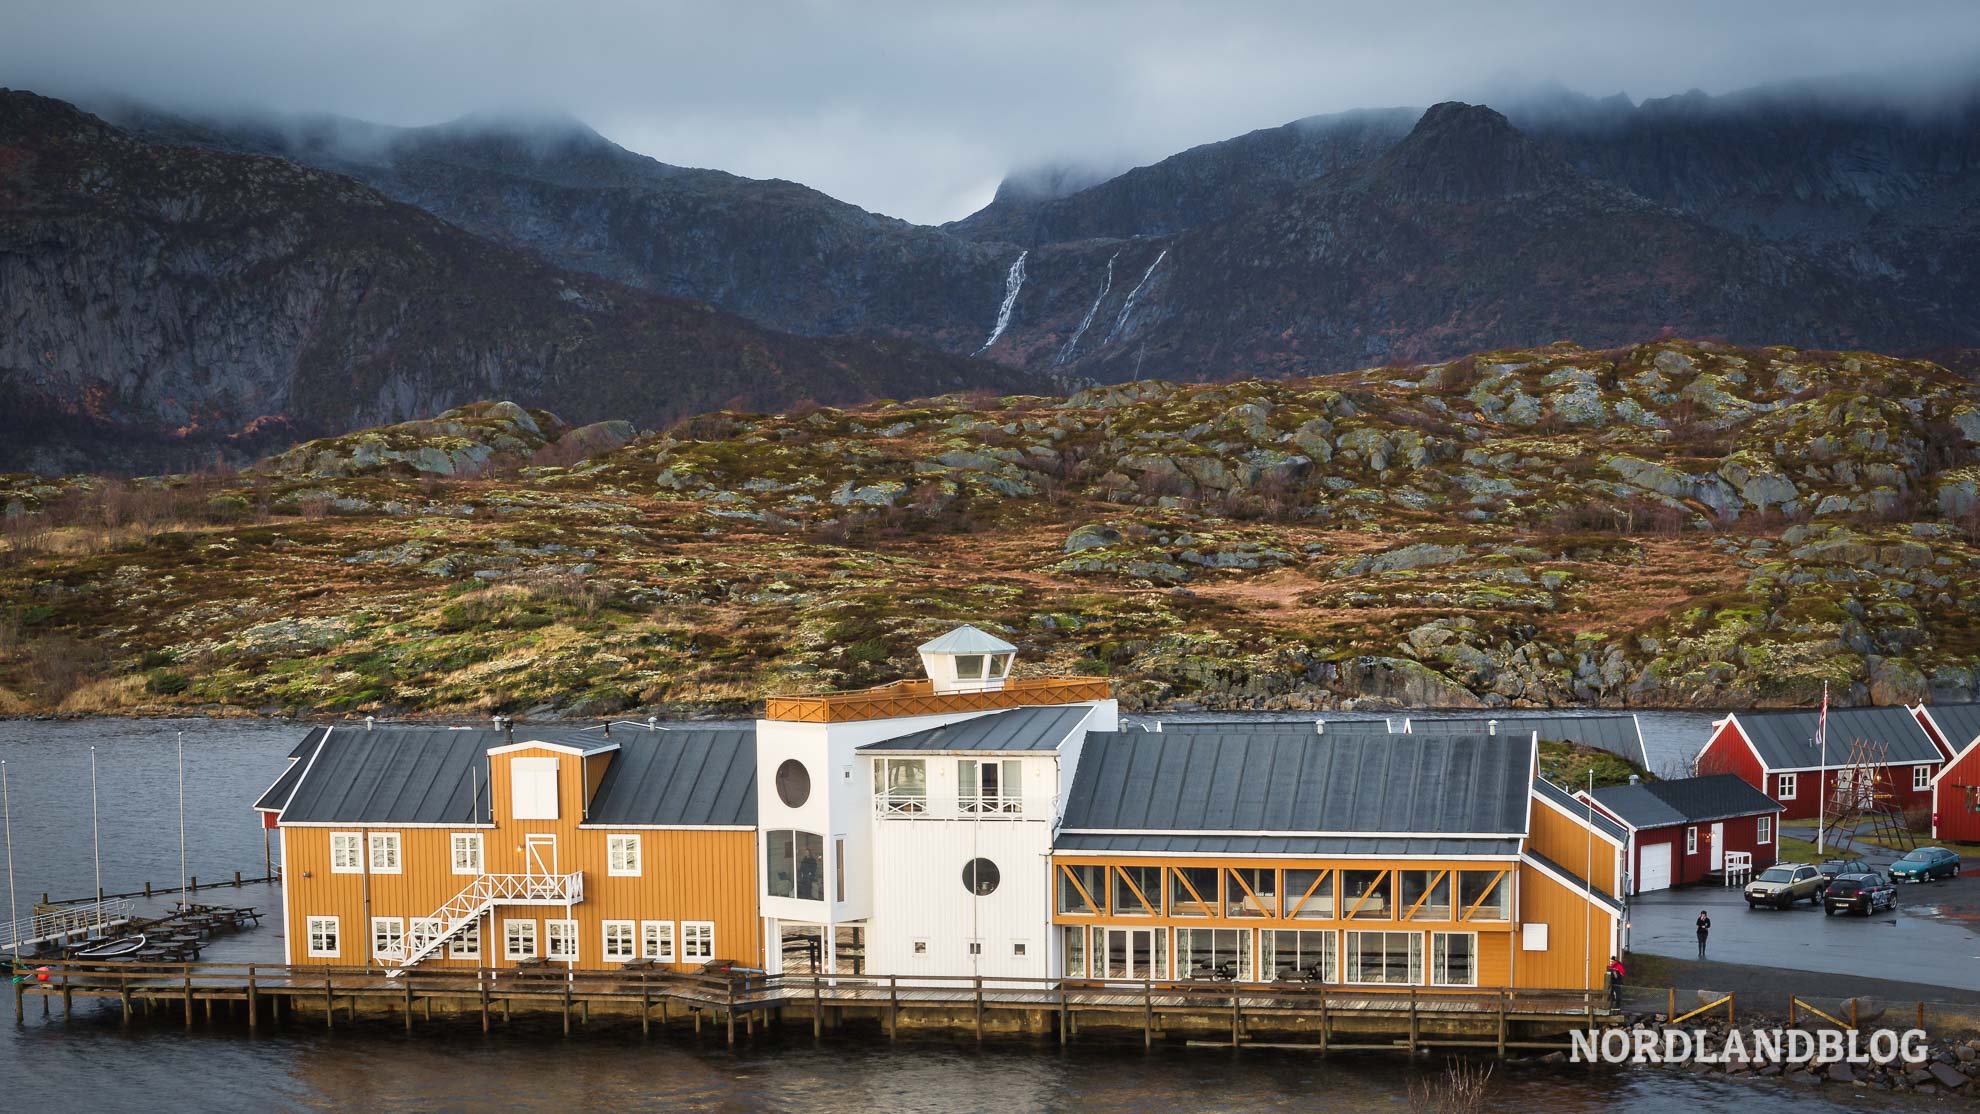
[962,857,1000,896]
[775,759,811,808]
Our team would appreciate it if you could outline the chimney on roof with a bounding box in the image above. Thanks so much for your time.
[647,716,658,731]
[603,721,611,738]
[1315,720,1325,735]
[364,715,374,731]
[1628,774,1640,785]
[1488,719,1498,736]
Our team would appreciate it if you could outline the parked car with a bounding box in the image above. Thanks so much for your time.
[1816,857,1870,894]
[1823,872,1896,916]
[1745,862,1824,909]
[1888,847,1962,883]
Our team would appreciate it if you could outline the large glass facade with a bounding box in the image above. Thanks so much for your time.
[766,829,825,901]
[1263,930,1337,982]
[1345,930,1422,985]
[1176,927,1251,981]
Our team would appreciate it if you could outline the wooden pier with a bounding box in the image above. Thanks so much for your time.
[11,961,1618,1054]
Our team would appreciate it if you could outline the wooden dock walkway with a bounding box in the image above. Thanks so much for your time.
[11,961,1619,1054]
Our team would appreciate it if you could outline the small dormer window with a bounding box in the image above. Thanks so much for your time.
[955,654,987,680]
[989,653,1012,677]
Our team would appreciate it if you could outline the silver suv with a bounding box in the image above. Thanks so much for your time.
[1745,862,1823,910]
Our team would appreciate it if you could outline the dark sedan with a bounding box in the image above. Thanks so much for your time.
[1888,847,1961,883]
[1823,872,1896,916]
[1816,857,1870,894]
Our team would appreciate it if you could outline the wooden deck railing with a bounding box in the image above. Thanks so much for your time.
[765,676,1111,723]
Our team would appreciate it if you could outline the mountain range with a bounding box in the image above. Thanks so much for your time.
[3,75,1978,471]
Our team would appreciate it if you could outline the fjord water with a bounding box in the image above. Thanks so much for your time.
[2,711,1869,1114]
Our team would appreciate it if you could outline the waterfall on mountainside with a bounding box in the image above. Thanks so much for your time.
[974,251,1029,355]
[1055,253,1118,366]
[1104,249,1167,346]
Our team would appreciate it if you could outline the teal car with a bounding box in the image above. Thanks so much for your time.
[1888,847,1961,882]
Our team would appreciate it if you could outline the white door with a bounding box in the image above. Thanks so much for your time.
[1103,928,1157,980]
[1710,822,1725,871]
[525,834,557,875]
[1638,843,1673,893]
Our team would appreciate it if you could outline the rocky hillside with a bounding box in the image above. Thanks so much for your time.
[0,91,1034,474]
[98,80,1980,391]
[3,339,1978,719]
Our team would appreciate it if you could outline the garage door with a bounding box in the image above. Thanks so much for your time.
[1637,843,1672,894]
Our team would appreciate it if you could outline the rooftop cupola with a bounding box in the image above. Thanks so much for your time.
[917,625,1017,695]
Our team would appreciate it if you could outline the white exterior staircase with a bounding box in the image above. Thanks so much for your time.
[388,872,583,976]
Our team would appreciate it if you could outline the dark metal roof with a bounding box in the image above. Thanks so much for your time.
[857,705,1089,752]
[1407,715,1647,768]
[1728,707,1942,770]
[1590,774,1783,830]
[281,728,499,824]
[1917,704,1980,756]
[1523,850,1624,914]
[1531,777,1628,844]
[278,726,756,826]
[1052,833,1521,857]
[254,756,311,812]
[286,726,328,760]
[1153,718,1397,736]
[585,729,756,826]
[1060,731,1533,836]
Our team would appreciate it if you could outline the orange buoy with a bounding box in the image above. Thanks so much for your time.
[35,966,51,982]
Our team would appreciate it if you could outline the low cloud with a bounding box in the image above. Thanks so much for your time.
[7,0,1979,223]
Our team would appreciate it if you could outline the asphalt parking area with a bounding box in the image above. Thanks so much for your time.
[1626,867,1980,990]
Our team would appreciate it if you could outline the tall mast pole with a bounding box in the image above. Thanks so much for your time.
[4,761,17,953]
[1817,683,1828,856]
[178,730,189,905]
[91,747,103,930]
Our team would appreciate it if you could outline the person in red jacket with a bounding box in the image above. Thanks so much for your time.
[1606,957,1627,1008]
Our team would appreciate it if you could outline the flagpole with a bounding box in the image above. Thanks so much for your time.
[1816,683,1828,856]
[178,730,188,908]
[91,747,103,931]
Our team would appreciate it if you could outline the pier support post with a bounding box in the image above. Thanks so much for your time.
[1058,985,1068,1047]
[1319,992,1329,1054]
[1231,989,1240,1048]
[974,977,984,1043]
[184,968,194,1027]
[121,984,132,1026]
[404,981,414,1033]
[640,973,649,1037]
[562,986,572,1036]
[247,967,258,1032]
[1144,980,1153,1048]
[1495,992,1505,1058]
[481,974,491,1034]
[13,979,21,1024]
[324,971,334,1030]
[812,976,822,1041]
[1407,988,1418,1054]
[888,975,898,1041]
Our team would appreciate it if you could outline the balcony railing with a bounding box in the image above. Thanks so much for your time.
[960,794,1023,817]
[875,794,927,816]
[766,676,1110,724]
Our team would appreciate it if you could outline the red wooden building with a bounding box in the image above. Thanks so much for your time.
[1922,704,1980,843]
[1694,707,1944,822]
[1580,775,1784,894]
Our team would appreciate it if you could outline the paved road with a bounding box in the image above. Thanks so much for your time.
[1624,836,1980,990]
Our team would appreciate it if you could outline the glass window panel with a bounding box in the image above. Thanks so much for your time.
[767,830,796,898]
[1431,932,1476,986]
[1458,871,1510,921]
[1345,930,1422,985]
[1168,866,1218,917]
[1058,865,1102,915]
[1343,870,1391,919]
[1267,930,1337,982]
[1111,866,1161,915]
[796,832,824,901]
[1399,871,1452,920]
[1062,925,1087,977]
[1224,868,1276,917]
[989,652,1012,677]
[1286,869,1335,920]
[955,654,986,680]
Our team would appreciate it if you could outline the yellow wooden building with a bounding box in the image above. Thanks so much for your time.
[1048,725,1624,992]
[256,723,759,973]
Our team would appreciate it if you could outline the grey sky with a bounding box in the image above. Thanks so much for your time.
[7,0,1979,224]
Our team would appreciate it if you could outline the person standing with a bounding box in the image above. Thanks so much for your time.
[1606,957,1627,1009]
[1695,910,1712,959]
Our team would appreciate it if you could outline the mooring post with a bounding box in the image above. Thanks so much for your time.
[246,966,258,1031]
[562,984,572,1036]
[974,976,984,1042]
[1231,986,1241,1048]
[640,972,650,1037]
[13,978,22,1024]
[726,983,737,1047]
[1319,990,1330,1054]
[1057,982,1068,1047]
[120,981,132,1026]
[404,979,414,1033]
[233,871,242,888]
[812,975,822,1040]
[183,966,194,1027]
[144,881,151,898]
[1667,987,1675,1021]
[481,972,492,1033]
[888,975,899,1041]
[1143,979,1154,1048]
[1496,991,1506,1057]
[1407,987,1418,1054]
[324,969,334,1030]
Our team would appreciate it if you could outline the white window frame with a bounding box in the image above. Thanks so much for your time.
[681,920,715,962]
[306,915,340,958]
[330,832,363,874]
[451,832,484,875]
[371,916,406,961]
[1344,929,1422,986]
[641,920,676,963]
[1777,772,1797,800]
[409,917,444,959]
[602,920,639,962]
[1757,815,1772,845]
[959,758,1024,816]
[449,921,482,960]
[504,919,538,961]
[1430,931,1478,987]
[607,833,642,877]
[368,831,402,874]
[546,919,580,962]
[1685,826,1698,855]
[1915,765,1933,792]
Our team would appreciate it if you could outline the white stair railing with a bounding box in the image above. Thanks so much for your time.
[388,872,582,976]
[1,898,135,952]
